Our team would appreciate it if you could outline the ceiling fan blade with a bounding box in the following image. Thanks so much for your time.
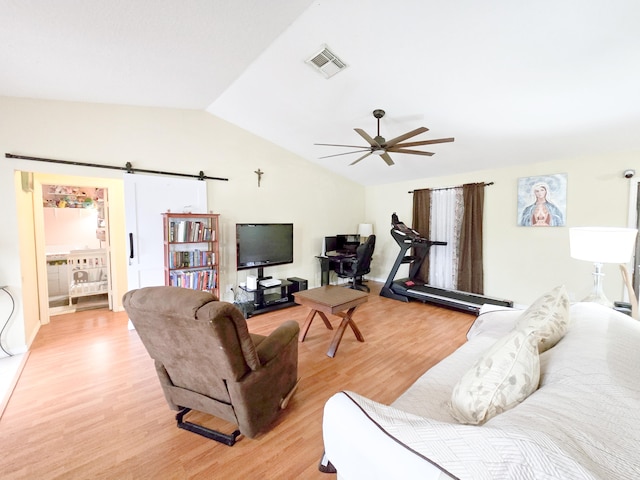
[315,142,370,149]
[381,152,395,166]
[354,128,380,147]
[384,127,429,147]
[349,151,373,165]
[319,149,371,159]
[388,148,435,156]
[393,137,455,148]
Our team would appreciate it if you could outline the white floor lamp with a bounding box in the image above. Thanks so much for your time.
[569,227,638,307]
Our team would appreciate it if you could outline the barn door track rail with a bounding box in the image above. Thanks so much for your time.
[5,153,228,182]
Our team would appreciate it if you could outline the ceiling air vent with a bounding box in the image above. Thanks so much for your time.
[305,45,347,79]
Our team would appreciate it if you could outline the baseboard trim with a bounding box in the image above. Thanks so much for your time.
[0,351,30,419]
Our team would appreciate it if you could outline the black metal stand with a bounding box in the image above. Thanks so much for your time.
[318,451,337,473]
[175,408,241,446]
[239,280,297,316]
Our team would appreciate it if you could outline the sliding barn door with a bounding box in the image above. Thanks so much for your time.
[123,174,207,291]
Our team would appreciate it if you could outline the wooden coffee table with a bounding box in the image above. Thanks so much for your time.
[294,285,368,357]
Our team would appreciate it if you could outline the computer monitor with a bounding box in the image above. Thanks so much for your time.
[323,236,338,254]
[336,234,360,254]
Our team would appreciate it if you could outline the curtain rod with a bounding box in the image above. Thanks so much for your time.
[5,153,229,182]
[408,181,493,194]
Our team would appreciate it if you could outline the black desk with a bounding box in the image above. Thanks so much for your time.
[316,254,356,286]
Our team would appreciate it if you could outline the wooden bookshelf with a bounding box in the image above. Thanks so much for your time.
[162,212,220,299]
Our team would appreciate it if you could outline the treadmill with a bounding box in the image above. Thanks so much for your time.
[379,213,513,314]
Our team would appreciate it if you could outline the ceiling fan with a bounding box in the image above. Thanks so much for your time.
[315,109,454,166]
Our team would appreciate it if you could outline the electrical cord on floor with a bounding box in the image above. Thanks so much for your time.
[0,286,16,357]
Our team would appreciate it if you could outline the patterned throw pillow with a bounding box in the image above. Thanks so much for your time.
[515,285,570,353]
[450,329,540,425]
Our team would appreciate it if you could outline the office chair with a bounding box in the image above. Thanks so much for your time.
[123,286,300,445]
[336,235,376,292]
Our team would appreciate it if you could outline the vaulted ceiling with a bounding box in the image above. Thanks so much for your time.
[3,1,640,185]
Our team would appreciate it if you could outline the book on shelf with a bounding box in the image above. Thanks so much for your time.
[168,220,216,243]
[164,213,219,297]
[168,250,215,269]
[169,268,217,291]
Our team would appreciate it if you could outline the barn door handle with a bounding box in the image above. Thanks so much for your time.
[129,233,134,259]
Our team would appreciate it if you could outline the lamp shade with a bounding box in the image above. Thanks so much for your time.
[358,223,373,237]
[569,227,638,264]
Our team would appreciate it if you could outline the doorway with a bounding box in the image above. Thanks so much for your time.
[42,184,110,315]
[28,172,127,325]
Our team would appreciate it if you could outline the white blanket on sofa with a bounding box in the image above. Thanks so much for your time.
[325,303,640,479]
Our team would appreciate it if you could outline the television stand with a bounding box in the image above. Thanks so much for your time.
[239,279,297,316]
[255,267,273,282]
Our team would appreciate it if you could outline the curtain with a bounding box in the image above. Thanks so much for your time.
[412,189,431,283]
[412,182,486,294]
[457,183,485,294]
[429,188,459,289]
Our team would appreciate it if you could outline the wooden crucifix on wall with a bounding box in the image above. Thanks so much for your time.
[254,168,264,187]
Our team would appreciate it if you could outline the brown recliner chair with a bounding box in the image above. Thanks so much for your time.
[123,286,300,445]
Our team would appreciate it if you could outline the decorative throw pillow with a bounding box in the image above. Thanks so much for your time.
[515,285,570,353]
[466,308,523,340]
[450,329,540,425]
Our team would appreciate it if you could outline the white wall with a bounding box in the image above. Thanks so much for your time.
[365,149,640,306]
[0,96,365,355]
[2,95,638,356]
[43,208,101,252]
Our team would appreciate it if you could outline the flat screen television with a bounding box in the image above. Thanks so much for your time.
[323,236,338,254]
[336,234,360,254]
[236,223,294,273]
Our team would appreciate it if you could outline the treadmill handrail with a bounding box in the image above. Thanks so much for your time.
[382,214,447,293]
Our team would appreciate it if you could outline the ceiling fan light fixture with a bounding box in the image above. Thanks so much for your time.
[316,109,454,166]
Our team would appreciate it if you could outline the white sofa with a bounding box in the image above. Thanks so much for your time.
[323,301,640,479]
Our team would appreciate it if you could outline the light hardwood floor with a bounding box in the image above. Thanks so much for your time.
[0,282,476,479]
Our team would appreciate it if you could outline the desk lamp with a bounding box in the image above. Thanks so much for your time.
[358,223,373,243]
[569,227,638,307]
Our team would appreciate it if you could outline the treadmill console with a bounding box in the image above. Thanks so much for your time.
[390,213,437,244]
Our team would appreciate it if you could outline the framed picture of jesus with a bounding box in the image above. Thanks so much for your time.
[517,173,567,227]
